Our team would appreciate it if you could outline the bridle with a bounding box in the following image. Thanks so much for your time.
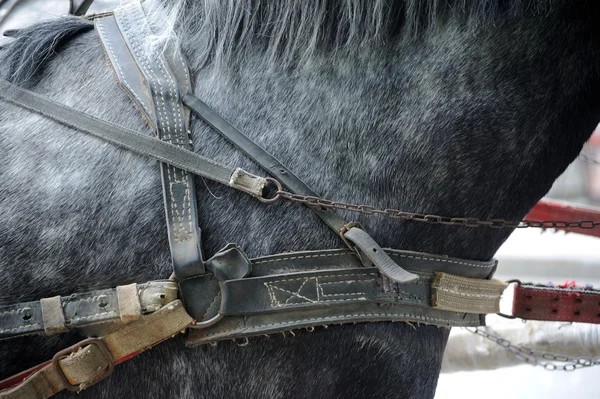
[0,1,599,397]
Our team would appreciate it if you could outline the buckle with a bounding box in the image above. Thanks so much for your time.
[52,338,114,392]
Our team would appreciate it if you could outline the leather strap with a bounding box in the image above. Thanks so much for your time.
[0,300,193,399]
[0,79,269,198]
[183,93,417,283]
[111,2,205,282]
[69,0,94,16]
[0,281,177,340]
[187,303,485,346]
[512,284,600,324]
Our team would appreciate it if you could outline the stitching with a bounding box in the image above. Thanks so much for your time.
[175,50,190,92]
[0,324,41,334]
[389,253,489,268]
[201,293,220,321]
[0,307,32,317]
[207,313,478,335]
[70,310,117,323]
[96,19,151,114]
[156,49,192,241]
[253,251,353,265]
[119,5,188,241]
[267,273,378,284]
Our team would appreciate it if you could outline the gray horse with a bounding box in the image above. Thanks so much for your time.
[1,0,599,398]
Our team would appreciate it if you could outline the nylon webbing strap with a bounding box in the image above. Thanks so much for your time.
[0,300,193,399]
[431,272,508,314]
[0,79,268,198]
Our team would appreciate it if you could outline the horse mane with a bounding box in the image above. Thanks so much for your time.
[0,0,555,83]
[146,0,556,68]
[0,16,92,84]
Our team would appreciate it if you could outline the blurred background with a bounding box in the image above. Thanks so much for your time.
[2,1,600,398]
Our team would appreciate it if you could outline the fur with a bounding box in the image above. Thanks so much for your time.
[1,0,599,398]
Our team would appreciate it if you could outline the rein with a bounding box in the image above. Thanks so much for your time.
[1,1,600,397]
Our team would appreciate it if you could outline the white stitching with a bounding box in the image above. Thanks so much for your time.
[70,310,117,323]
[96,19,152,114]
[0,324,41,334]
[206,313,478,336]
[0,307,31,317]
[253,252,353,265]
[389,253,489,268]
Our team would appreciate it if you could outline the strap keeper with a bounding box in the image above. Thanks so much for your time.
[40,296,67,335]
[116,284,142,324]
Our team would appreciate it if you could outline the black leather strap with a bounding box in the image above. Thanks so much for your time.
[112,2,205,281]
[220,267,430,315]
[70,0,94,16]
[182,95,418,283]
[182,93,347,233]
[0,79,259,189]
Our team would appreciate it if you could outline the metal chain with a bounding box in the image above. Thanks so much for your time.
[464,327,600,371]
[275,191,599,229]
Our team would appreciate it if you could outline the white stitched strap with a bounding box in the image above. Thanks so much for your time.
[40,296,67,336]
[116,283,142,323]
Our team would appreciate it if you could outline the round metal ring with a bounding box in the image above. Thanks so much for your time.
[257,178,283,204]
[191,313,224,329]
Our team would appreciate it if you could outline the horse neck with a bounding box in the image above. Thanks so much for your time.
[166,2,600,262]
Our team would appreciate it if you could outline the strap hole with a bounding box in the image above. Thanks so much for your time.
[525,295,532,300]
[574,298,583,303]
[22,309,32,321]
[525,307,532,312]
[159,294,166,299]
[553,297,559,301]
[574,311,581,316]
[372,248,377,253]
[98,296,108,308]
[551,309,558,314]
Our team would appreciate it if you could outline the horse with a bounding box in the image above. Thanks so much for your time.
[1,0,599,397]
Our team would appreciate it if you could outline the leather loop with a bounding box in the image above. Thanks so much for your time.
[40,297,67,336]
[343,227,419,283]
[116,284,142,324]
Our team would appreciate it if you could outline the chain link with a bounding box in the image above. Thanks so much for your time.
[276,191,599,229]
[464,327,600,371]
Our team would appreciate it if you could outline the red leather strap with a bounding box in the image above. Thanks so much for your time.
[527,200,600,238]
[512,284,600,324]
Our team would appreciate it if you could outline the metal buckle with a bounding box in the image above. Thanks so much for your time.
[51,338,114,392]
[496,279,522,319]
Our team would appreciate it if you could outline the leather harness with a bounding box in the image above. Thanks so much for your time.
[0,1,554,397]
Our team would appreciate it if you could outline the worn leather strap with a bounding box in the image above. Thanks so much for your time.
[0,300,193,399]
[111,2,205,282]
[0,79,268,197]
[0,282,177,340]
[187,303,484,346]
[69,0,94,16]
[183,93,416,283]
[512,284,600,324]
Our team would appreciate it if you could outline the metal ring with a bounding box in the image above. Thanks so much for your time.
[191,313,224,329]
[257,178,283,204]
